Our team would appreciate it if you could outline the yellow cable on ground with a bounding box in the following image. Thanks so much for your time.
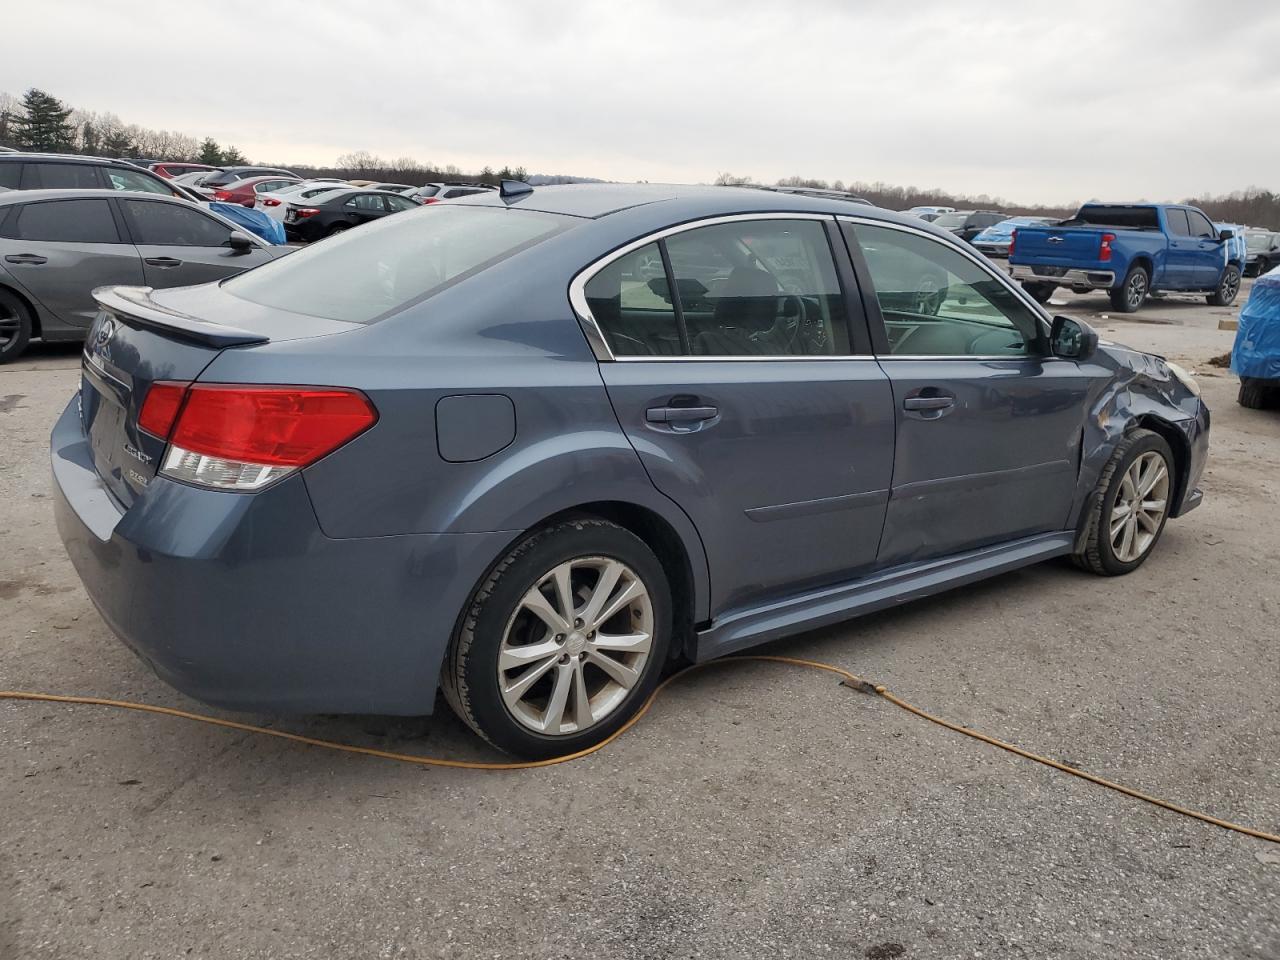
[2,654,1277,844]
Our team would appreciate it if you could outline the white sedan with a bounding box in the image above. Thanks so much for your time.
[255,180,350,222]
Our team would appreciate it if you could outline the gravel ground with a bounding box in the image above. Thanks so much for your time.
[1,284,1277,960]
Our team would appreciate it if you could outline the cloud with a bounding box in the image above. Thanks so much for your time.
[5,0,1278,203]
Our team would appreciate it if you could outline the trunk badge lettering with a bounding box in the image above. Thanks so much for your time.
[123,443,153,465]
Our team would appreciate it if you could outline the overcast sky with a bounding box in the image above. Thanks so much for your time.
[6,0,1278,204]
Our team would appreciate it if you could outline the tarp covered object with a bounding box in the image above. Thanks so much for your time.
[207,201,287,245]
[1232,265,1280,381]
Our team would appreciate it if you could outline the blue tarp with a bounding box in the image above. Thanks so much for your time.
[207,201,286,245]
[1231,266,1280,381]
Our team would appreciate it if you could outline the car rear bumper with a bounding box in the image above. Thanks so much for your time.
[1011,265,1116,289]
[51,397,511,715]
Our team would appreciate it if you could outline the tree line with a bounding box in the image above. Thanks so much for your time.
[715,173,1280,230]
[0,88,532,187]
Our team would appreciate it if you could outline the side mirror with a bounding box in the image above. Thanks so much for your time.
[227,231,255,254]
[1218,229,1235,241]
[1050,315,1098,361]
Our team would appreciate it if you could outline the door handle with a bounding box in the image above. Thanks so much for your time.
[4,254,47,265]
[144,257,183,267]
[646,404,718,424]
[903,396,954,411]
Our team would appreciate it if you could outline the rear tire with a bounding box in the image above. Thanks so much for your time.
[1207,265,1241,306]
[0,288,33,364]
[442,518,672,759]
[327,223,351,238]
[1109,266,1149,313]
[1073,429,1175,576]
[1022,281,1056,304]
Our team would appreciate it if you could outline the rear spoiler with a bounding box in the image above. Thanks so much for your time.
[92,286,269,349]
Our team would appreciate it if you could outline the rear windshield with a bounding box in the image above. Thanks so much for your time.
[1069,206,1160,230]
[415,185,441,197]
[933,212,968,228]
[223,205,569,323]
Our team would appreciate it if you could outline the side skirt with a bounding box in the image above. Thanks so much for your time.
[695,532,1074,661]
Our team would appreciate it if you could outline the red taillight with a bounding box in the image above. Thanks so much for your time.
[297,208,319,218]
[170,385,377,467]
[138,381,190,438]
[212,190,232,201]
[1099,232,1115,262]
[420,197,440,205]
[263,198,281,206]
[1008,229,1016,257]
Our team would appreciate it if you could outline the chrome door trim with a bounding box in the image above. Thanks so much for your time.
[568,212,867,363]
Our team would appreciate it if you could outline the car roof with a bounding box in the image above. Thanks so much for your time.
[449,183,940,237]
[0,188,195,206]
[0,152,139,168]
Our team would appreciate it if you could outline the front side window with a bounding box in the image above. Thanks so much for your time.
[0,164,20,189]
[1186,210,1217,238]
[11,199,119,243]
[121,200,233,247]
[103,166,173,195]
[850,222,1042,357]
[224,205,567,324]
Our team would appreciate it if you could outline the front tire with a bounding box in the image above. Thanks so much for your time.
[1109,266,1149,313]
[1074,429,1175,576]
[1238,377,1275,409]
[0,288,33,364]
[442,519,672,758]
[1207,265,1241,306]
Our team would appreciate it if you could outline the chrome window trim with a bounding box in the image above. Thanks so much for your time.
[567,212,877,362]
[836,214,1055,335]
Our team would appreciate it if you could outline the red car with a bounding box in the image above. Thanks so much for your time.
[211,175,301,208]
[149,162,219,180]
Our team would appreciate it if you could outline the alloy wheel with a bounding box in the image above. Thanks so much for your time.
[498,556,654,736]
[0,307,19,349]
[1222,269,1240,303]
[1109,451,1169,563]
[1126,272,1147,309]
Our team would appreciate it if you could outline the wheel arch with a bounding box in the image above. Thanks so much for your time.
[0,281,41,339]
[1130,414,1191,514]
[1128,255,1154,281]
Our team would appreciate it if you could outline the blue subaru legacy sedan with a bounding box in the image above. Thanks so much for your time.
[51,183,1210,758]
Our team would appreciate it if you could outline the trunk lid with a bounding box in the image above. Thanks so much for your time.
[79,284,357,508]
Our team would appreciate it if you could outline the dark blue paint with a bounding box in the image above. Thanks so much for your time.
[51,184,1210,716]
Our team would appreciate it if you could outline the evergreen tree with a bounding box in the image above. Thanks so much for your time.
[220,144,247,164]
[198,137,223,165]
[11,88,75,152]
[80,120,100,156]
[102,130,133,157]
[479,165,496,185]
[512,166,528,182]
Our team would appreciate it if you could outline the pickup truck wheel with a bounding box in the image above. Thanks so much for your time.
[1109,266,1149,313]
[0,288,33,364]
[1073,429,1174,576]
[1207,265,1241,306]
[1022,281,1056,304]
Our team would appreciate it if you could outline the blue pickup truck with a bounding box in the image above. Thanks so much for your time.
[1010,203,1243,313]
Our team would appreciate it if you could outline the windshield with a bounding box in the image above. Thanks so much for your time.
[933,213,969,228]
[224,205,569,323]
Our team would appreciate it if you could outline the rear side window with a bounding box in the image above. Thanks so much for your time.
[585,219,850,358]
[20,163,101,189]
[121,200,233,247]
[12,199,119,242]
[384,195,417,212]
[223,205,568,323]
[1073,206,1160,230]
[1165,209,1191,236]
[0,164,20,189]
